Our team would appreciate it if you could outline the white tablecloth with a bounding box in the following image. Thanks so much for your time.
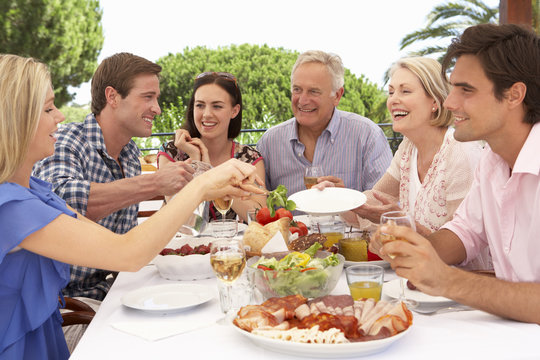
[71,265,540,360]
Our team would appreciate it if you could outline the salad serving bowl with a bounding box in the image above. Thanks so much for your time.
[246,250,345,300]
[154,252,214,281]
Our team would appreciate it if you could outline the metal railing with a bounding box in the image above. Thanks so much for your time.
[141,123,402,154]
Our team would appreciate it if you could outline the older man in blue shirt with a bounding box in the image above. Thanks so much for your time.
[258,50,392,196]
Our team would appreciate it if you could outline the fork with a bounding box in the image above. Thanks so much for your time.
[412,305,474,315]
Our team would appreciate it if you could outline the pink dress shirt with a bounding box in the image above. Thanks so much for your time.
[443,123,540,282]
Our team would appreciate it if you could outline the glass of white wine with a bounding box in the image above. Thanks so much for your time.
[213,197,233,221]
[304,166,323,189]
[380,210,418,308]
[210,239,246,323]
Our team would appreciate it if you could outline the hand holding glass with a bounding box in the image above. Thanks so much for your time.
[304,166,323,189]
[380,210,417,308]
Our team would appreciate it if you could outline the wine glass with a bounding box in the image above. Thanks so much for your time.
[304,166,323,189]
[380,210,418,308]
[210,239,246,324]
[213,197,234,221]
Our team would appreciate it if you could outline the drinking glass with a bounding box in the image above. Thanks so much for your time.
[345,264,384,301]
[211,219,238,238]
[213,197,234,221]
[304,166,323,189]
[210,239,247,323]
[246,209,257,224]
[380,210,418,308]
[312,215,345,249]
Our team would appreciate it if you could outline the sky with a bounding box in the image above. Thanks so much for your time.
[71,0,499,105]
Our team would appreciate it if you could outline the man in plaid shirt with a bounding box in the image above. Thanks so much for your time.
[33,53,194,303]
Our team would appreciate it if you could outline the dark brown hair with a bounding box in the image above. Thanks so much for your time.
[183,73,242,138]
[442,24,540,124]
[91,53,162,115]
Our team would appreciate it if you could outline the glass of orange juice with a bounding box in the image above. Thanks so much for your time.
[312,216,345,248]
[345,264,384,301]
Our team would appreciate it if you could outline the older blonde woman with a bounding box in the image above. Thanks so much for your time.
[0,54,263,359]
[318,57,491,270]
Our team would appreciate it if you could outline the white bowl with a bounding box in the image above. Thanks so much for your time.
[154,253,214,281]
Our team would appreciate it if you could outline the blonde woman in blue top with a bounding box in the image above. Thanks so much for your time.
[0,54,263,359]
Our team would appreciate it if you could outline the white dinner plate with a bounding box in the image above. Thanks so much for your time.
[121,283,213,314]
[344,259,390,269]
[289,188,367,215]
[233,324,410,358]
[384,279,456,306]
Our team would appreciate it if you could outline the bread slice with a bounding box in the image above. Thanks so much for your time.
[243,217,290,253]
[264,217,290,245]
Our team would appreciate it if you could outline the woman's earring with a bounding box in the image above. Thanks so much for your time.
[432,107,437,112]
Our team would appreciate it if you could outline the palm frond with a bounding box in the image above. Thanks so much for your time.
[407,45,449,57]
[400,25,462,49]
[401,0,499,52]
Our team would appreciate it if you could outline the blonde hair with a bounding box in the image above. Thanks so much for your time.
[291,50,345,93]
[388,57,452,127]
[0,54,51,183]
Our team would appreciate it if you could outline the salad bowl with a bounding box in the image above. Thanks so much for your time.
[247,248,345,300]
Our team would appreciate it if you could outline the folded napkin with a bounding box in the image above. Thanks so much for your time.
[261,230,289,253]
[111,318,215,341]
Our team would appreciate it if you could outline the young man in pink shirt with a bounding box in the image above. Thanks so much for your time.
[372,23,540,324]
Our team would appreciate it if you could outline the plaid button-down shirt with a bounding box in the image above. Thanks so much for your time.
[33,114,141,300]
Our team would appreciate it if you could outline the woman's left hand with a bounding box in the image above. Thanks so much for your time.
[174,129,202,160]
[187,137,210,163]
[353,190,401,223]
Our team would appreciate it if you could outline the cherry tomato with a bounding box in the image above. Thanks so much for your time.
[256,207,277,225]
[296,221,308,236]
[290,226,302,236]
[275,208,293,220]
[367,248,383,261]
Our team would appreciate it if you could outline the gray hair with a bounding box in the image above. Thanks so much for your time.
[291,50,345,93]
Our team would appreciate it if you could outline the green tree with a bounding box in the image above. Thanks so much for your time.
[154,44,387,145]
[400,0,499,60]
[59,104,89,124]
[0,0,103,106]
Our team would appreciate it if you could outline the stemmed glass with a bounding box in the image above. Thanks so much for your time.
[210,239,246,324]
[380,210,418,309]
[213,198,234,221]
[304,166,323,189]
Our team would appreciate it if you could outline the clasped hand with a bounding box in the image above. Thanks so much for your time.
[198,158,266,202]
[174,129,210,163]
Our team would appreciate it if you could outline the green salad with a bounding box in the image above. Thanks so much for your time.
[251,243,341,298]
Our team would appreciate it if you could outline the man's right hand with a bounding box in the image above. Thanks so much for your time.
[152,160,195,196]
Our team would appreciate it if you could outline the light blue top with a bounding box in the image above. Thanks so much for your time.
[0,177,75,359]
[257,108,393,196]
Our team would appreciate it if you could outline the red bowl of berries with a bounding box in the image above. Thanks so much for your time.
[154,242,214,281]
